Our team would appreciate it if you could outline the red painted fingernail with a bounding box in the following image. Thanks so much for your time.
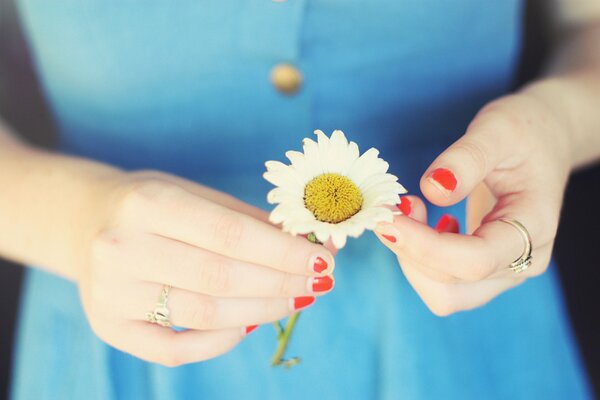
[311,275,334,293]
[435,214,460,233]
[293,296,315,310]
[397,196,412,216]
[428,168,457,194]
[382,234,397,243]
[245,325,259,335]
[313,256,328,273]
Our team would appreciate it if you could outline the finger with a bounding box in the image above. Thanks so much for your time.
[97,232,335,298]
[374,188,552,281]
[122,181,335,276]
[130,172,271,223]
[398,195,427,222]
[383,196,465,282]
[118,283,317,330]
[379,197,462,282]
[100,320,244,367]
[374,216,505,282]
[165,174,271,224]
[377,195,427,241]
[472,188,556,278]
[466,182,496,234]
[399,256,525,316]
[420,102,518,207]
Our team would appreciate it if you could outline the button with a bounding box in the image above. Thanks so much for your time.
[270,63,303,95]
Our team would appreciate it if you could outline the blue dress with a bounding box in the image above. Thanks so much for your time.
[10,1,592,399]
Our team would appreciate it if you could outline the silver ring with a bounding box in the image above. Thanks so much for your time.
[498,218,533,274]
[145,285,172,327]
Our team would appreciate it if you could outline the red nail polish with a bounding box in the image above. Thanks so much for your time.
[397,196,412,216]
[294,296,315,310]
[245,325,259,335]
[313,256,328,273]
[435,214,460,233]
[382,234,397,243]
[429,168,457,192]
[312,276,334,292]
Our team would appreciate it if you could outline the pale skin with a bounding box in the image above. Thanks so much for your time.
[1,2,600,367]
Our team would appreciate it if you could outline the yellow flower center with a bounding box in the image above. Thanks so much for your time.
[304,173,363,223]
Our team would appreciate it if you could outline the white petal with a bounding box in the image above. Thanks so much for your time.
[358,173,398,192]
[312,221,337,243]
[346,148,389,186]
[302,137,324,176]
[270,203,299,224]
[263,170,304,196]
[267,187,306,204]
[325,130,350,173]
[315,130,333,173]
[331,228,347,249]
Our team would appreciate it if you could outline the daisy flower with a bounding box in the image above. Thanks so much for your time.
[263,129,407,249]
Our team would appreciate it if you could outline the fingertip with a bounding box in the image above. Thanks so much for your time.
[395,195,427,224]
[374,222,401,247]
[308,251,335,276]
[420,167,461,206]
[435,214,460,233]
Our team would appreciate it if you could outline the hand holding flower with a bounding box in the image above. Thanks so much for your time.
[374,92,573,315]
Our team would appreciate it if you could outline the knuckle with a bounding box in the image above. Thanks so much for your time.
[263,299,280,321]
[453,139,489,173]
[422,287,459,317]
[428,270,458,284]
[186,297,218,328]
[198,258,232,294]
[117,177,180,219]
[211,213,244,252]
[275,273,294,297]
[90,228,123,264]
[405,243,430,269]
[276,240,297,271]
[427,299,457,317]
[474,99,528,144]
[458,260,493,282]
[161,351,185,368]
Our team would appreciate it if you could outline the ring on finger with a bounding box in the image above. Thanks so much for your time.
[145,284,173,327]
[497,218,533,274]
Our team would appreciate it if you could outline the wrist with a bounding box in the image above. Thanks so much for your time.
[0,145,125,281]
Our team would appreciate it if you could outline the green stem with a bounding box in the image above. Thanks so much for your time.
[270,232,321,368]
[271,312,302,367]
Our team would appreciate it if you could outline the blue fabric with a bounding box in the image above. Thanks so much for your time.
[10,1,592,399]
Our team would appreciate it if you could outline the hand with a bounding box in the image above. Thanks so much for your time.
[78,171,335,366]
[374,92,572,316]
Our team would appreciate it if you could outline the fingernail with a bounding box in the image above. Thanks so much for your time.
[427,168,457,195]
[376,224,400,244]
[310,275,334,293]
[382,234,397,243]
[397,196,412,216]
[312,256,329,274]
[244,325,259,335]
[292,296,315,311]
[435,214,460,233]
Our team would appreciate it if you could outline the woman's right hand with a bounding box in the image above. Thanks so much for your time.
[78,171,335,367]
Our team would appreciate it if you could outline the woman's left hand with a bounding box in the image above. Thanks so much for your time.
[374,91,573,316]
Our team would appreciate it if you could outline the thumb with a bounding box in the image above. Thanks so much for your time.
[420,106,512,207]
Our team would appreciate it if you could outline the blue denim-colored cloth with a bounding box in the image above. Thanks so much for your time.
[10,1,592,399]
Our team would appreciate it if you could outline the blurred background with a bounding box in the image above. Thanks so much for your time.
[0,0,599,398]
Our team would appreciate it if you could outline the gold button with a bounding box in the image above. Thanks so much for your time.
[270,63,302,95]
